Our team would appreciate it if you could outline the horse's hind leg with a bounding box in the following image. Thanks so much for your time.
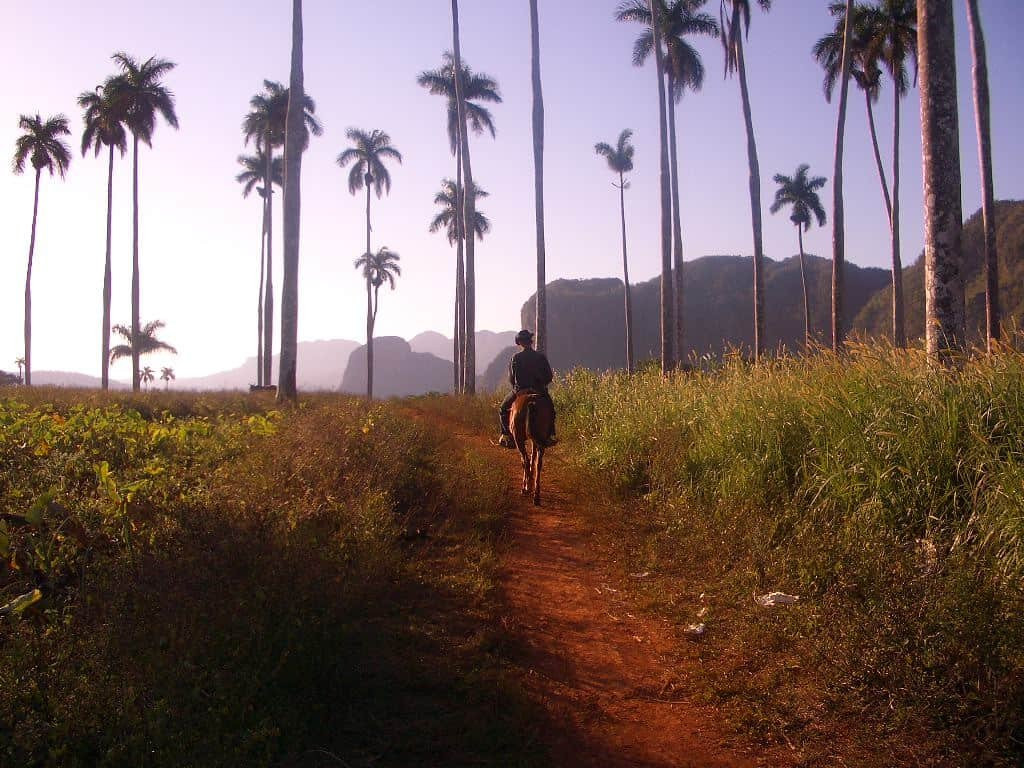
[519,444,531,495]
[533,447,544,506]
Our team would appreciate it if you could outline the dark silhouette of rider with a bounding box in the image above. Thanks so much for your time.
[498,329,557,448]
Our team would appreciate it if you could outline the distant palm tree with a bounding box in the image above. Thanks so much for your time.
[141,366,155,389]
[338,129,402,400]
[918,0,964,362]
[278,0,309,402]
[965,0,998,350]
[353,247,402,399]
[15,358,25,383]
[79,83,128,391]
[237,150,284,386]
[105,53,178,391]
[616,0,717,366]
[160,366,175,390]
[770,164,827,347]
[243,78,322,388]
[720,0,771,361]
[418,52,501,390]
[110,321,177,374]
[595,129,638,373]
[12,113,72,387]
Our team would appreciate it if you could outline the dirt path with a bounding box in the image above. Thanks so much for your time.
[437,415,790,768]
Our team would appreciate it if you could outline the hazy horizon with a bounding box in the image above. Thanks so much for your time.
[3,0,1022,380]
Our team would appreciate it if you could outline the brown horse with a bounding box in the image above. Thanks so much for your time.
[509,389,555,505]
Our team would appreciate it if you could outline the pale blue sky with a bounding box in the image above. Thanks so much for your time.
[1,0,1022,379]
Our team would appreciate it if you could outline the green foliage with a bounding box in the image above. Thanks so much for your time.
[557,349,1024,763]
[0,392,543,767]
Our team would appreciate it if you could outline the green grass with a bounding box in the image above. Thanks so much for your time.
[557,346,1024,765]
[0,389,543,767]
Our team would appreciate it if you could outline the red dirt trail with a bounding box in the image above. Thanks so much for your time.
[463,421,794,768]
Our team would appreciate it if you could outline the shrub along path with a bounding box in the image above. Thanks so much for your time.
[432,410,789,768]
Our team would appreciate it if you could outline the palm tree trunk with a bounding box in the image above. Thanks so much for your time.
[619,172,635,374]
[455,145,465,392]
[365,183,373,400]
[864,91,893,224]
[263,136,274,386]
[131,133,141,391]
[102,145,114,390]
[451,0,476,394]
[734,33,765,362]
[649,0,674,375]
[891,87,906,348]
[667,74,684,368]
[831,0,854,354]
[966,0,999,350]
[257,193,267,386]
[918,0,965,362]
[798,225,811,348]
[530,0,547,355]
[277,0,304,402]
[24,169,41,387]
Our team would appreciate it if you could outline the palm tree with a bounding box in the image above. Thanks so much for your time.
[720,0,771,361]
[110,320,178,375]
[770,164,828,347]
[830,0,856,354]
[160,366,175,390]
[863,0,917,348]
[918,0,964,362]
[278,0,307,402]
[337,129,402,400]
[418,52,501,390]
[79,83,128,391]
[616,0,717,366]
[529,0,548,353]
[965,0,998,351]
[140,366,155,389]
[353,248,402,399]
[243,79,322,387]
[12,113,71,387]
[14,358,25,384]
[105,53,178,392]
[595,130,638,373]
[237,150,284,386]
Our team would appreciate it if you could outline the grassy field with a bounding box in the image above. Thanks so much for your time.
[557,346,1024,765]
[0,389,543,767]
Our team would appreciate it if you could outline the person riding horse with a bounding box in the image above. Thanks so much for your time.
[498,329,557,448]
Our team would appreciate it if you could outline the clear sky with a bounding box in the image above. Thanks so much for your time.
[2,0,1022,379]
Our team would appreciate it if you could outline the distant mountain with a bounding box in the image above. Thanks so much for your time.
[176,339,359,391]
[341,337,453,398]
[480,345,518,393]
[853,200,1024,343]
[521,254,890,372]
[409,330,517,372]
[31,371,129,389]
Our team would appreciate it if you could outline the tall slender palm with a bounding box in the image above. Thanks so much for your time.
[15,358,25,383]
[720,0,771,361]
[237,150,283,386]
[80,84,128,391]
[140,366,155,389]
[353,248,402,398]
[917,0,964,362]
[418,52,501,390]
[617,0,717,366]
[595,130,638,373]
[529,0,548,353]
[110,320,178,386]
[337,129,402,400]
[830,0,856,354]
[160,366,175,390]
[965,0,997,350]
[770,165,828,347]
[12,113,71,387]
[278,0,307,402]
[863,0,917,348]
[243,79,321,387]
[106,53,178,391]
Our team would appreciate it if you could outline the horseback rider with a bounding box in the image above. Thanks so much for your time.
[498,329,557,448]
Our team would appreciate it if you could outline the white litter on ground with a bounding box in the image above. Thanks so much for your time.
[755,592,800,607]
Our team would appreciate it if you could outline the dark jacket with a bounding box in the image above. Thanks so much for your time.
[508,348,553,392]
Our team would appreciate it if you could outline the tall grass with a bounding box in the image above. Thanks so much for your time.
[558,347,1024,763]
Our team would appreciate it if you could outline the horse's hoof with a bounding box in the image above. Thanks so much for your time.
[533,498,541,507]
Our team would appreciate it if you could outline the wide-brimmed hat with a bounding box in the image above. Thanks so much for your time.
[515,329,535,345]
